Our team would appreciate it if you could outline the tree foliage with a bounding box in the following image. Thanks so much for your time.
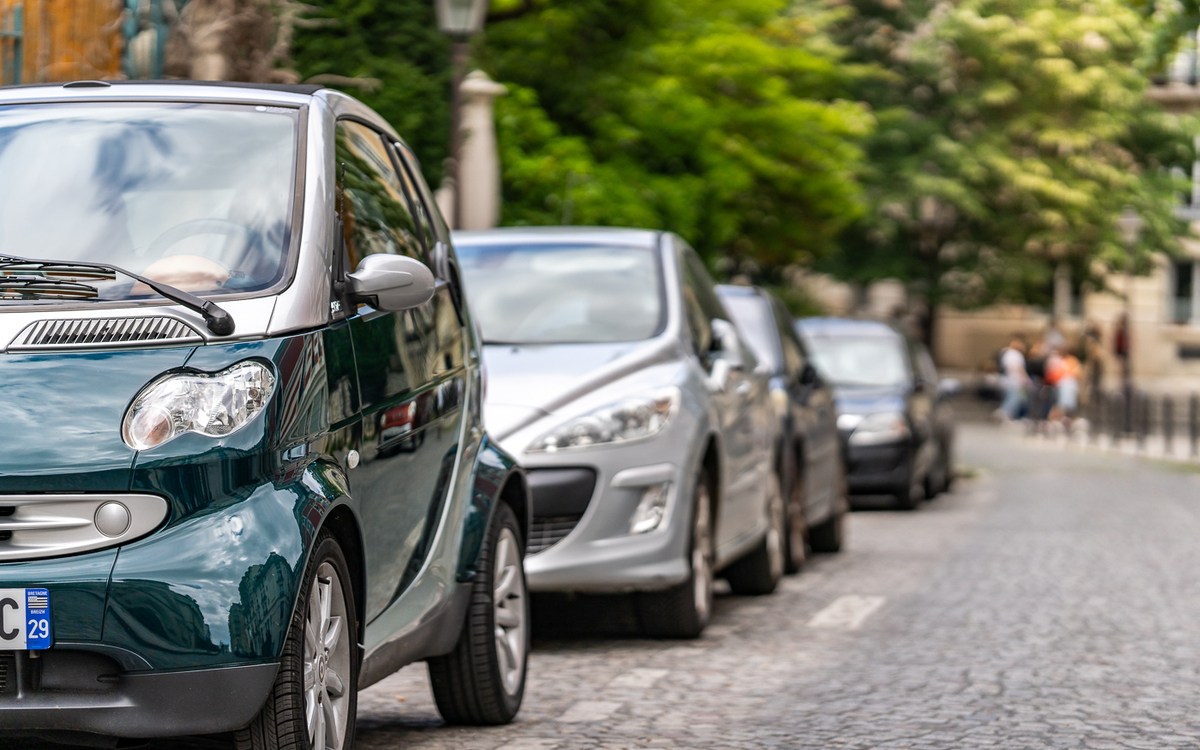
[481,0,874,266]
[290,0,453,186]
[824,0,1195,307]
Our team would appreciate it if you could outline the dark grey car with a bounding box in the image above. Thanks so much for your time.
[716,286,848,569]
[796,318,955,510]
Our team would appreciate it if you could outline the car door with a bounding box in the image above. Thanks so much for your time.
[904,338,936,477]
[677,245,761,548]
[335,120,466,622]
[772,297,839,520]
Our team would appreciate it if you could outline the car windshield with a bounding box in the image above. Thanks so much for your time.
[0,102,298,303]
[719,293,780,372]
[804,334,910,388]
[456,242,665,344]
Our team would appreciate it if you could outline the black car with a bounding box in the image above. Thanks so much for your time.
[795,318,955,510]
[717,286,848,571]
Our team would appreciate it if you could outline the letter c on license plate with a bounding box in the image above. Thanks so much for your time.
[0,588,50,650]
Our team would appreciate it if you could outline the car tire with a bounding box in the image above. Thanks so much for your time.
[893,467,923,511]
[809,469,847,554]
[637,468,715,639]
[783,463,807,575]
[428,502,528,726]
[723,472,785,596]
[924,440,950,498]
[236,531,358,750]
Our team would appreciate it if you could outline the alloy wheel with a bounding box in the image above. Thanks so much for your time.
[305,562,351,750]
[493,527,527,696]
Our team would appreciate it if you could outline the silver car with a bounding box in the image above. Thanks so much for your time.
[454,228,786,638]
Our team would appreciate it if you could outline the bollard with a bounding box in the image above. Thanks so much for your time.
[1164,395,1175,457]
[1191,394,1200,458]
[1136,392,1148,451]
[1089,393,1101,444]
[1108,391,1118,444]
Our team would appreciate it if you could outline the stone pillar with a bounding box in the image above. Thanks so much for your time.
[1054,263,1072,321]
[456,70,508,230]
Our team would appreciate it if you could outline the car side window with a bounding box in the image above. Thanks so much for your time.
[335,120,424,270]
[678,249,714,356]
[916,344,939,385]
[391,142,439,249]
[771,297,807,380]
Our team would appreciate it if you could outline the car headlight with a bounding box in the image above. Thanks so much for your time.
[527,388,680,453]
[847,411,910,446]
[122,361,276,451]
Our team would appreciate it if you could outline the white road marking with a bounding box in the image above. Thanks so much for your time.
[494,741,560,750]
[556,700,623,723]
[807,595,887,630]
[606,668,669,689]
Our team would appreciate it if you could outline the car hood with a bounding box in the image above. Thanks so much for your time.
[483,338,677,441]
[833,385,908,416]
[0,347,194,492]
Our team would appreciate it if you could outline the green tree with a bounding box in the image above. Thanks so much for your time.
[289,0,453,186]
[824,0,1194,311]
[482,0,874,267]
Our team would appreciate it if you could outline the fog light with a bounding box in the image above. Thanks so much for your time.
[630,482,671,535]
[94,502,131,537]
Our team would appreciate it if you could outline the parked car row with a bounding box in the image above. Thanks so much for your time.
[0,82,952,749]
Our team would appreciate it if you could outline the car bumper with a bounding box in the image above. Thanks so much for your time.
[844,440,912,494]
[516,445,696,594]
[0,653,276,737]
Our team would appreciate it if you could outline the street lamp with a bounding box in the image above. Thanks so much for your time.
[1116,206,1143,433]
[435,0,491,230]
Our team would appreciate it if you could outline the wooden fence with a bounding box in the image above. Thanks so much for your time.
[0,0,124,85]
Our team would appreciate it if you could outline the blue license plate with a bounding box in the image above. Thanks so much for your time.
[0,588,50,650]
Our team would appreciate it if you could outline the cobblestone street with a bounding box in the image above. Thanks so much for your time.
[351,422,1200,749]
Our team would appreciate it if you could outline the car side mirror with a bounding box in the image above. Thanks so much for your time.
[347,254,436,312]
[800,362,821,387]
[710,319,745,371]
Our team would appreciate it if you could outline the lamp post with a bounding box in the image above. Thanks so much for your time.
[435,0,490,231]
[1116,206,1144,433]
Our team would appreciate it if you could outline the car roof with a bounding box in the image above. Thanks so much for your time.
[795,317,901,338]
[0,80,323,107]
[453,226,662,249]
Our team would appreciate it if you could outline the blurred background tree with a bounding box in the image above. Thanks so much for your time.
[822,0,1195,311]
[201,0,1194,312]
[290,0,454,186]
[481,0,874,267]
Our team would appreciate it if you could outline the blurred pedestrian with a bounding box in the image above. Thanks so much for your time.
[1046,346,1082,425]
[1115,313,1132,431]
[998,336,1030,420]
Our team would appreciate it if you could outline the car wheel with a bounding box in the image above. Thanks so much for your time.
[893,465,923,511]
[783,464,807,575]
[723,472,785,596]
[429,502,528,725]
[809,469,847,554]
[237,531,358,750]
[637,468,715,639]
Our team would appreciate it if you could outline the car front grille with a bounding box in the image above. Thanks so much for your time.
[524,468,597,555]
[527,515,584,555]
[9,316,203,350]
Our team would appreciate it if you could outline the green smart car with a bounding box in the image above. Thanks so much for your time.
[0,81,531,748]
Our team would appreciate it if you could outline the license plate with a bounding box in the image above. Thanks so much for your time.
[0,589,50,650]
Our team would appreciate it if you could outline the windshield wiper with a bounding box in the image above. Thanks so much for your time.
[0,275,100,300]
[0,255,235,335]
